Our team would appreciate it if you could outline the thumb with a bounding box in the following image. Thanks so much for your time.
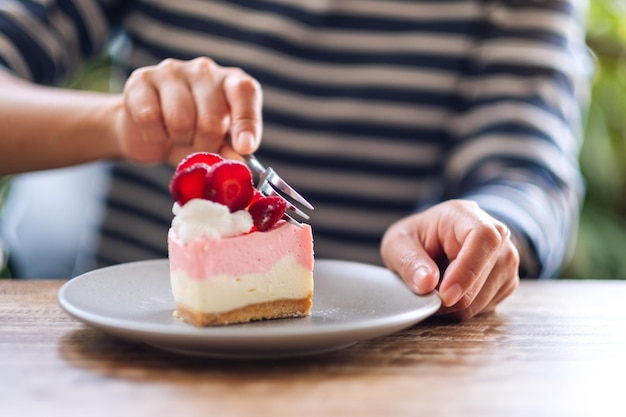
[381,225,440,294]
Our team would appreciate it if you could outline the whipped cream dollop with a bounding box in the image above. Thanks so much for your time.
[172,199,253,243]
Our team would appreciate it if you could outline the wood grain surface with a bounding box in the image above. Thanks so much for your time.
[1,279,625,417]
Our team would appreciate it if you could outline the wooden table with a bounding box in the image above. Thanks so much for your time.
[2,279,625,417]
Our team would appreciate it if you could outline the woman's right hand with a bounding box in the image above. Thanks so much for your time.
[115,57,263,166]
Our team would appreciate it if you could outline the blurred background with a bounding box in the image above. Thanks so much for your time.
[1,1,626,279]
[561,0,626,279]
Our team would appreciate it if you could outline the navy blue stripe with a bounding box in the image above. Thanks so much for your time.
[20,1,49,23]
[295,188,419,212]
[97,228,168,260]
[263,109,445,143]
[480,25,568,49]
[497,0,573,15]
[95,254,121,268]
[111,165,172,198]
[128,37,459,106]
[137,0,475,34]
[104,198,172,228]
[469,64,576,96]
[257,146,440,178]
[465,96,569,124]
[250,66,456,106]
[58,0,95,58]
[125,35,194,62]
[459,122,554,145]
[455,156,567,195]
[98,0,129,27]
[134,5,470,68]
[0,14,56,83]
[313,226,382,246]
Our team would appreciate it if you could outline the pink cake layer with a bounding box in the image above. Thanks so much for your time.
[168,221,313,280]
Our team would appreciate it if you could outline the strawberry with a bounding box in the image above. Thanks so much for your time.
[248,195,287,231]
[170,153,280,227]
[204,160,254,212]
[175,152,223,173]
[248,189,265,206]
[169,163,211,205]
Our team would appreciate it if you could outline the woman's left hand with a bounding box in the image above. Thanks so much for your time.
[380,199,520,320]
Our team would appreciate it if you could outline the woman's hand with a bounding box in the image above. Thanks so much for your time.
[381,199,520,320]
[115,57,263,166]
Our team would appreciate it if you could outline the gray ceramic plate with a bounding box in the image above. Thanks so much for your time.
[58,259,441,359]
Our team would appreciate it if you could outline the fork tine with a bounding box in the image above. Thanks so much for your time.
[241,153,314,227]
[243,154,315,211]
[283,212,305,227]
[258,179,310,220]
[262,167,315,211]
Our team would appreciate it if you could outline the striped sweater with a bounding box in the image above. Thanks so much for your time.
[0,0,590,277]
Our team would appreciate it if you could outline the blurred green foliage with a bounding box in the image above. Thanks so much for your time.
[561,1,626,279]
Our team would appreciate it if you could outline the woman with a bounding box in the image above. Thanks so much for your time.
[0,0,590,319]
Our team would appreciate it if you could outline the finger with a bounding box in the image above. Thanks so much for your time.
[124,74,168,144]
[438,256,518,320]
[436,266,493,320]
[223,70,263,155]
[481,238,520,312]
[381,223,441,294]
[168,144,194,167]
[438,220,505,307]
[186,58,231,151]
[158,81,196,146]
[218,141,242,161]
[480,273,518,314]
[438,228,519,318]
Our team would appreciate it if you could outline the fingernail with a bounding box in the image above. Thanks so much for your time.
[236,131,256,153]
[441,283,463,306]
[412,267,429,293]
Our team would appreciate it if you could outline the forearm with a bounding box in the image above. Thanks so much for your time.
[0,72,123,175]
[444,1,589,278]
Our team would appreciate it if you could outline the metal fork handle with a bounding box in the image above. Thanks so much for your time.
[241,153,266,177]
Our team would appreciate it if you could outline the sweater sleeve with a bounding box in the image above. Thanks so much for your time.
[0,0,124,85]
[443,0,592,278]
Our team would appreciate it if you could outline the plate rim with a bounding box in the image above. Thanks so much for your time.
[58,258,441,357]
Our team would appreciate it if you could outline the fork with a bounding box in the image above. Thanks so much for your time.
[241,153,314,227]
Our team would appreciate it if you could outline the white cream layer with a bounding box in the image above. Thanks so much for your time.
[171,199,253,242]
[170,255,313,314]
